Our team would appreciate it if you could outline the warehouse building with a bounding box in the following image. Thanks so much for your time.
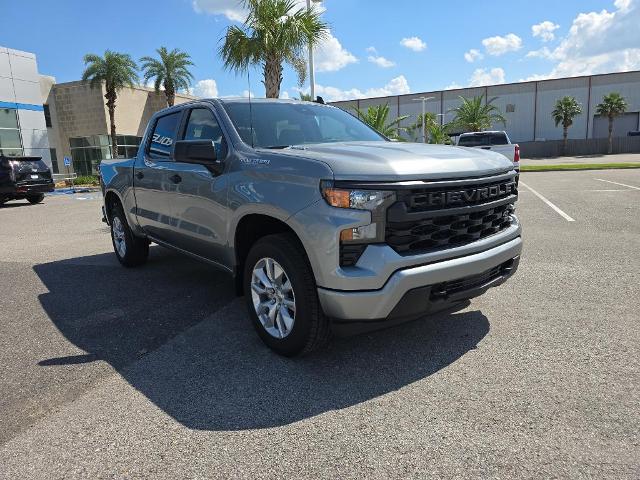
[331,71,640,154]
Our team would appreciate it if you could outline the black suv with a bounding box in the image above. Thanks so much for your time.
[0,155,54,206]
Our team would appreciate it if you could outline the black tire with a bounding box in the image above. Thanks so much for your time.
[244,233,331,357]
[0,197,7,206]
[110,202,149,267]
[27,194,45,204]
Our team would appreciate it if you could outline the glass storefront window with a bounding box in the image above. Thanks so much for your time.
[0,129,22,149]
[0,148,23,157]
[68,134,142,174]
[0,108,20,129]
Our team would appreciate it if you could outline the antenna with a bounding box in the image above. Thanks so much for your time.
[247,69,255,148]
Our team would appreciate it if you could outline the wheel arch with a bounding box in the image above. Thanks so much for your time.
[232,213,314,296]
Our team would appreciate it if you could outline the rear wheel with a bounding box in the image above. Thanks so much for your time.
[244,233,330,356]
[27,194,44,204]
[110,202,149,267]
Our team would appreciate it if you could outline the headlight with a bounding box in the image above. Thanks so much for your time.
[320,180,396,248]
[321,183,394,211]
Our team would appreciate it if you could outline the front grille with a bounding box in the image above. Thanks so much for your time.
[386,175,517,256]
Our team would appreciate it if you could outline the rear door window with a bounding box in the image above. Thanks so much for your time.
[148,112,181,159]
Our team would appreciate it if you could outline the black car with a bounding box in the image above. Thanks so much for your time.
[0,155,54,205]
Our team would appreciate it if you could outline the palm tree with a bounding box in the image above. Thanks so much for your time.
[407,112,437,142]
[82,51,138,159]
[220,0,328,98]
[354,104,409,141]
[552,96,583,155]
[596,92,628,154]
[449,95,506,132]
[140,47,195,107]
[427,123,452,145]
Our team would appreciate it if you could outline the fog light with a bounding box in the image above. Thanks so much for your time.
[340,223,378,241]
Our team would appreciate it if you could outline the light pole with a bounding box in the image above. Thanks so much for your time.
[413,96,434,143]
[307,0,323,100]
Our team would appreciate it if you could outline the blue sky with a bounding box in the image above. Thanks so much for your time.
[1,0,638,100]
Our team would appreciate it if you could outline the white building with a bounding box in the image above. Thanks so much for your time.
[0,46,52,168]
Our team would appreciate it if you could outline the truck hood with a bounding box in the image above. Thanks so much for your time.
[275,141,513,181]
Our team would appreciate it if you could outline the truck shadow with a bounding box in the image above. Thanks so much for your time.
[34,248,489,431]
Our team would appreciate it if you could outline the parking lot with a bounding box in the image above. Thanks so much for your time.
[0,169,638,479]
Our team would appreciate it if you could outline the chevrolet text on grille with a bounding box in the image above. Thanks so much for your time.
[423,181,517,207]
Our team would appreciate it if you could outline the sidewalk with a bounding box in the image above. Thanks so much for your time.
[520,152,640,166]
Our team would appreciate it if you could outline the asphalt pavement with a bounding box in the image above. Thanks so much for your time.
[0,170,638,479]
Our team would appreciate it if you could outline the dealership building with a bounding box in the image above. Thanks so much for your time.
[1,46,193,176]
[0,47,52,165]
[332,70,640,150]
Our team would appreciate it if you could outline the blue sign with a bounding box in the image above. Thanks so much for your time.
[64,156,71,167]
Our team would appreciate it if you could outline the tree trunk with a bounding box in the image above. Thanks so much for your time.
[607,115,614,154]
[263,54,283,98]
[563,125,568,156]
[105,90,118,160]
[166,89,175,107]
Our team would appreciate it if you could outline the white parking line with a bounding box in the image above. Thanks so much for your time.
[519,181,575,222]
[594,178,640,191]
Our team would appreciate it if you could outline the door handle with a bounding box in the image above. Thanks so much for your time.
[135,171,144,179]
[170,174,182,184]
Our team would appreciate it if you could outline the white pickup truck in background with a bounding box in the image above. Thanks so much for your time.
[456,131,520,169]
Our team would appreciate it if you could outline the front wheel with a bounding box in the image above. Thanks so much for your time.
[27,194,44,204]
[244,233,330,356]
[110,203,149,267]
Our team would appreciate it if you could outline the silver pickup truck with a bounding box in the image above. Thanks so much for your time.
[100,98,522,356]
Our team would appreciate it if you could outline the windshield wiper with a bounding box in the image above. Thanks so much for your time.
[263,145,292,149]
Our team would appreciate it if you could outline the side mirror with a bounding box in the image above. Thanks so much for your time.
[174,140,224,175]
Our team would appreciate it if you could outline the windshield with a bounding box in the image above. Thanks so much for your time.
[222,102,386,148]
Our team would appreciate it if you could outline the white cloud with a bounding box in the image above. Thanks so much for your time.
[400,36,427,52]
[519,73,552,82]
[193,79,219,98]
[527,0,640,78]
[468,67,506,86]
[482,33,523,55]
[314,31,357,72]
[191,0,246,21]
[464,49,484,63]
[192,0,323,21]
[221,89,256,98]
[531,21,560,42]
[444,82,464,90]
[367,55,395,68]
[525,47,553,59]
[299,75,411,102]
[366,46,377,54]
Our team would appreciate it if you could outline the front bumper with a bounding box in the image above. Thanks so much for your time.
[318,236,522,334]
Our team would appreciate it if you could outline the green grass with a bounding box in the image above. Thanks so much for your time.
[520,162,640,172]
[73,175,100,186]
